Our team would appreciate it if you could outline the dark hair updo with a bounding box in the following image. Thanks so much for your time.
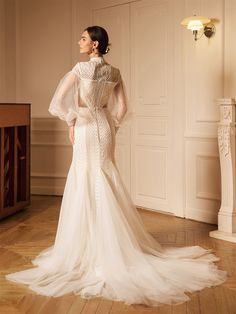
[85,25,110,55]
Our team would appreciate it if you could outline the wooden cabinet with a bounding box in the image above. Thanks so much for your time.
[0,103,31,220]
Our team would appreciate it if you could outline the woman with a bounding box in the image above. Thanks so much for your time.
[6,26,227,307]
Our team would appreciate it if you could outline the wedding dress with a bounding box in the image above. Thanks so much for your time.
[6,56,227,306]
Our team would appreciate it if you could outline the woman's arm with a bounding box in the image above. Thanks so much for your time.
[68,125,75,145]
[112,76,128,129]
[48,71,79,127]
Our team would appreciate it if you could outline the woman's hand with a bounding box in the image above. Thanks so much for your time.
[69,126,75,145]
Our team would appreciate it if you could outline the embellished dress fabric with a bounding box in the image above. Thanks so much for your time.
[6,57,227,306]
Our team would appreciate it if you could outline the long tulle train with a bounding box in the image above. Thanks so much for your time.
[6,160,227,306]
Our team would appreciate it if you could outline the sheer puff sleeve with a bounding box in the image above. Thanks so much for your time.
[48,63,80,127]
[109,72,132,128]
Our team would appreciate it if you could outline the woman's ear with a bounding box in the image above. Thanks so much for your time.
[94,40,99,49]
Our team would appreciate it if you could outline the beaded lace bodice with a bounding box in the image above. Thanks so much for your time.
[48,57,127,127]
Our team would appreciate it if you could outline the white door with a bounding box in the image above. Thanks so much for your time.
[130,0,175,214]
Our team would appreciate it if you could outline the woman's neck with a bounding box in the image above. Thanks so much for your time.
[88,52,103,59]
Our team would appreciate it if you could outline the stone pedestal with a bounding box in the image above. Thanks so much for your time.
[210,98,236,242]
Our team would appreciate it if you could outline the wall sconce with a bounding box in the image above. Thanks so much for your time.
[181,15,216,41]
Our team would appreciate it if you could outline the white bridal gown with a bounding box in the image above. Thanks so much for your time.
[6,56,227,306]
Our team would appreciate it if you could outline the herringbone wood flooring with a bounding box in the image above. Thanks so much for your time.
[0,195,235,314]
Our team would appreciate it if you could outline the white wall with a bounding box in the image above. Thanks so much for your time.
[224,0,236,97]
[4,0,236,223]
[183,0,224,223]
[0,0,6,101]
[15,0,74,116]
[12,0,91,194]
[0,0,16,102]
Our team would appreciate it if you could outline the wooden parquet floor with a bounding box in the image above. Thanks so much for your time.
[0,195,236,314]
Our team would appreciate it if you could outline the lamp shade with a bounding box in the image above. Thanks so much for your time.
[187,20,204,31]
[181,15,211,28]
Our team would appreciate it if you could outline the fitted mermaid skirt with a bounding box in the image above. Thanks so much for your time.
[6,107,227,306]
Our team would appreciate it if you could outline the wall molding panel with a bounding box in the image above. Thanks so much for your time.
[185,139,221,223]
[132,145,168,211]
[196,154,221,201]
[30,117,73,195]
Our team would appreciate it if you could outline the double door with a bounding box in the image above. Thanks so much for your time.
[93,0,180,216]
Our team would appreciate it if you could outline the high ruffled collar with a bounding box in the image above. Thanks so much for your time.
[90,56,104,63]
